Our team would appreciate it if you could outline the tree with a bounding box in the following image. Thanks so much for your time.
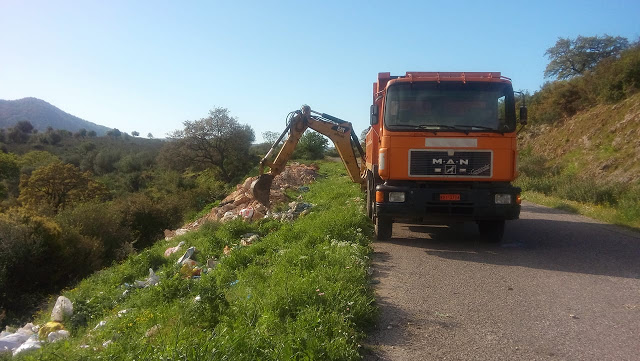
[132,131,140,137]
[169,107,255,181]
[18,161,108,213]
[87,130,97,137]
[147,133,154,139]
[0,152,19,199]
[293,130,328,160]
[107,128,122,138]
[15,121,34,134]
[262,131,280,144]
[545,35,629,79]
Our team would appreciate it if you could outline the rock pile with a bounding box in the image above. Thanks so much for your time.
[164,163,318,240]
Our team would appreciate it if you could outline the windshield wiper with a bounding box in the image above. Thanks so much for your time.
[391,124,461,134]
[453,124,495,131]
[453,124,505,135]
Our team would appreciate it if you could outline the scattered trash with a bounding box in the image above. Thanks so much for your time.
[134,269,160,288]
[117,309,128,317]
[206,258,218,268]
[164,241,185,257]
[240,234,260,246]
[221,211,236,222]
[223,246,232,256]
[179,262,201,279]
[163,163,318,236]
[1,323,36,353]
[102,340,112,347]
[177,247,196,265]
[570,314,580,319]
[239,207,254,220]
[92,321,107,331]
[47,330,70,343]
[51,296,74,322]
[38,322,64,339]
[266,202,314,221]
[194,295,201,302]
[230,280,239,286]
[12,335,41,356]
[145,325,160,338]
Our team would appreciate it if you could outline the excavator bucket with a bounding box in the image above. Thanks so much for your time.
[250,174,274,206]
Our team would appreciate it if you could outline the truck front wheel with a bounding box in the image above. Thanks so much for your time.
[375,216,393,241]
[366,175,375,220]
[477,220,505,243]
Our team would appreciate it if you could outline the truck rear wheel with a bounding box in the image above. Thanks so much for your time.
[375,216,393,241]
[477,220,505,243]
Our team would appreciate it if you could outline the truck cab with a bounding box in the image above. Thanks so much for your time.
[366,72,523,241]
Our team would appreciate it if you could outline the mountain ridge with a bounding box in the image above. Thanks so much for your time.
[0,97,111,135]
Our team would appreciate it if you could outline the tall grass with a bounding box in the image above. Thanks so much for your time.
[14,161,376,360]
[516,149,640,229]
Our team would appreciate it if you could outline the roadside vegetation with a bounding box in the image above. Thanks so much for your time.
[8,161,374,361]
[0,106,329,328]
[517,35,640,229]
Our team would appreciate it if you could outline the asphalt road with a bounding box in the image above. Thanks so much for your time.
[365,201,640,361]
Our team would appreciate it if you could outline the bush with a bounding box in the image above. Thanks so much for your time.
[0,211,101,327]
[115,193,183,249]
[56,202,133,262]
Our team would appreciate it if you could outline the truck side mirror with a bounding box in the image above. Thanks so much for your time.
[519,106,528,125]
[370,104,379,125]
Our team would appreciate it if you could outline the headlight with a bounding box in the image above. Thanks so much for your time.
[389,192,405,203]
[494,194,512,204]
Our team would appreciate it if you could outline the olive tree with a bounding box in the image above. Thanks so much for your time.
[168,107,255,182]
[544,35,629,79]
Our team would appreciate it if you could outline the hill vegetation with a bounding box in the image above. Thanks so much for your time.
[517,35,640,228]
[0,102,331,329]
[6,161,374,361]
[0,98,111,136]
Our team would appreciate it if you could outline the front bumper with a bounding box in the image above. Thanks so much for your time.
[375,182,520,222]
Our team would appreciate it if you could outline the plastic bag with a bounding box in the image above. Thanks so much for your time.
[164,241,185,257]
[0,332,31,353]
[134,268,159,288]
[12,335,41,356]
[239,207,254,220]
[179,261,201,279]
[177,247,196,265]
[38,322,64,339]
[51,296,73,322]
[47,330,70,343]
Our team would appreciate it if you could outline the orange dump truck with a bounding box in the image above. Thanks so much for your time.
[365,72,526,241]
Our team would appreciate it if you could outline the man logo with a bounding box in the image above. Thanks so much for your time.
[432,159,469,165]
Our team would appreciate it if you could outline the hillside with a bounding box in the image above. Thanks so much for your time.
[2,161,375,360]
[519,92,640,185]
[0,98,110,135]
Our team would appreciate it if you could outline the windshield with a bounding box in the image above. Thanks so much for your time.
[384,81,516,132]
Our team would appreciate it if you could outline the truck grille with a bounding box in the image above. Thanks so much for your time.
[409,150,492,178]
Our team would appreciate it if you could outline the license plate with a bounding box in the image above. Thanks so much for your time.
[440,194,461,201]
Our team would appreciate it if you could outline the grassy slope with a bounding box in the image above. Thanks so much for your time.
[519,92,640,184]
[517,92,640,229]
[13,161,375,361]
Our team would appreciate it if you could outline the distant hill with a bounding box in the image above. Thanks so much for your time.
[0,97,111,135]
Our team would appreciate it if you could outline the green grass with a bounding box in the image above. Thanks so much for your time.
[14,161,375,360]
[522,190,640,230]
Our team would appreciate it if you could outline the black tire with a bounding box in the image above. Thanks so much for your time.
[375,216,393,241]
[477,220,505,243]
[366,174,375,220]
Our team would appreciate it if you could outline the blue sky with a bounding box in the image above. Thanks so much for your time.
[1,0,639,141]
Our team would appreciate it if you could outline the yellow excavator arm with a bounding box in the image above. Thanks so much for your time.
[251,105,366,206]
